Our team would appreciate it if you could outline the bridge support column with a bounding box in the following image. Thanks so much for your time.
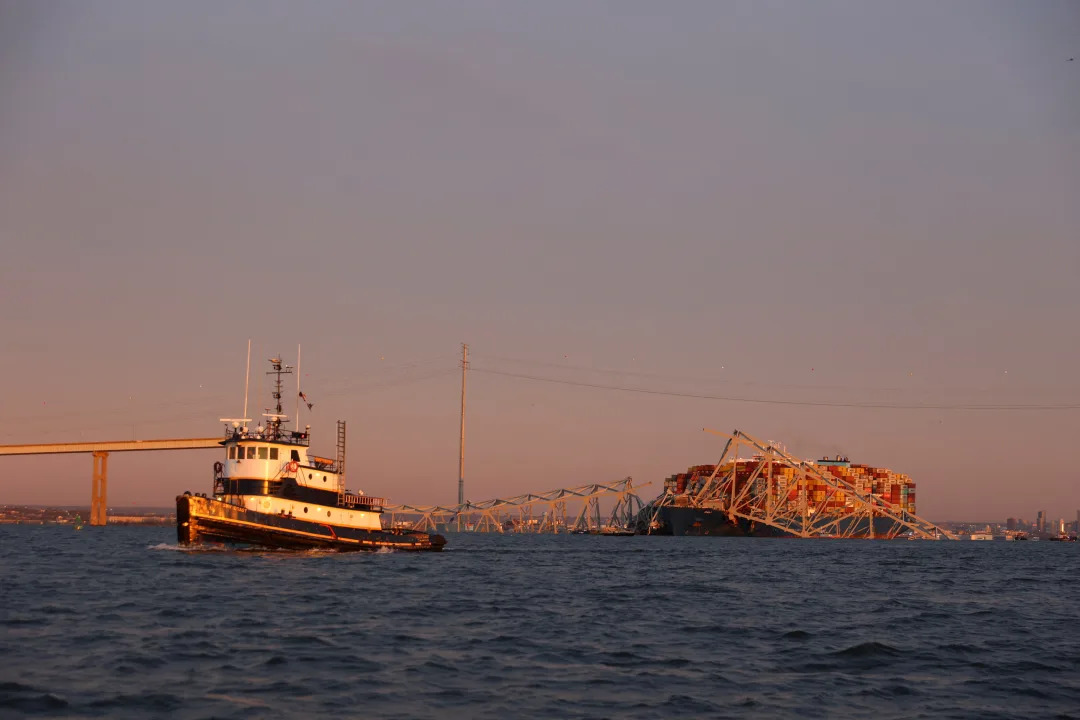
[91,451,109,526]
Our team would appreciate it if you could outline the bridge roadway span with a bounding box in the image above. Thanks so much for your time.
[0,438,223,525]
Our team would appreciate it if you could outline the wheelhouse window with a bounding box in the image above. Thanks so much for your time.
[269,448,279,460]
[247,447,256,459]
[258,447,268,460]
[291,450,300,461]
[229,447,237,459]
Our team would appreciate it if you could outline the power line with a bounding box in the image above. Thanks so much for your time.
[470,367,1080,411]
[320,368,458,398]
[469,351,1077,395]
[315,354,457,395]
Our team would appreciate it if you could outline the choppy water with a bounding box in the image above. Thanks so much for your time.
[1,526,1078,719]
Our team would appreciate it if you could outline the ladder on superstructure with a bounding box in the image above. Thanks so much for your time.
[336,420,347,477]
[334,420,348,505]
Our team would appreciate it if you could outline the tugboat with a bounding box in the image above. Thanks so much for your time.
[176,356,446,551]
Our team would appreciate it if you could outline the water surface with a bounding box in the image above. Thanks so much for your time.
[1,526,1077,718]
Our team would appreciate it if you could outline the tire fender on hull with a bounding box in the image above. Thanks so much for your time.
[176,493,199,544]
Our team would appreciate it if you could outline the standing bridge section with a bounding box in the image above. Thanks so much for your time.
[0,438,222,525]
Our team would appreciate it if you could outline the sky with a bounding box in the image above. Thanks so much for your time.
[0,1,1077,521]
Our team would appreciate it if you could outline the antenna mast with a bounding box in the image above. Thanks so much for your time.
[220,340,254,433]
[264,355,293,441]
[459,342,468,506]
[295,343,302,430]
[242,339,252,421]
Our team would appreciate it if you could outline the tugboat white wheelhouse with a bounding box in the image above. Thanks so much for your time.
[176,355,446,551]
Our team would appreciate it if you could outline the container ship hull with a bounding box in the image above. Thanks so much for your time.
[177,494,446,551]
[656,507,788,537]
[657,506,903,538]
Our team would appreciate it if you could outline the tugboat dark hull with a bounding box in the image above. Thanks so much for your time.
[177,494,446,551]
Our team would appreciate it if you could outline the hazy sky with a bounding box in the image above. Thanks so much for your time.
[1,1,1077,521]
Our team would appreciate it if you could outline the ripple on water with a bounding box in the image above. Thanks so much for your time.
[2,526,1080,719]
[830,641,902,659]
[0,682,69,713]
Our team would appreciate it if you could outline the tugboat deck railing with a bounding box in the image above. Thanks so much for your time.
[338,492,384,510]
[221,428,311,447]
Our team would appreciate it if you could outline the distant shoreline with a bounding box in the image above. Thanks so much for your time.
[0,505,173,525]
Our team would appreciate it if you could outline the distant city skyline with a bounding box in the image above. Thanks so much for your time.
[1,1,1078,519]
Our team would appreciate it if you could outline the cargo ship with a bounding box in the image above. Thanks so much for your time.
[176,356,446,551]
[644,452,921,539]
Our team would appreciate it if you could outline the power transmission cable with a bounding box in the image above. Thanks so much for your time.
[469,351,1076,395]
[319,369,458,398]
[470,367,1080,411]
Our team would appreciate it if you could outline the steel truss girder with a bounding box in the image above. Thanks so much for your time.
[384,477,647,533]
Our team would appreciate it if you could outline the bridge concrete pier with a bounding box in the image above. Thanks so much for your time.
[91,451,109,526]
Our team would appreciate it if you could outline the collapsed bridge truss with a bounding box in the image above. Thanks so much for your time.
[639,429,955,540]
[385,477,646,534]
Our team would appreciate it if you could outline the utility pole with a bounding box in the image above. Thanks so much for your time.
[458,343,468,509]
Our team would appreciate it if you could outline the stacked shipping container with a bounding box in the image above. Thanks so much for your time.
[662,455,917,517]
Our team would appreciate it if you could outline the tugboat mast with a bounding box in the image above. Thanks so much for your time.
[264,356,293,441]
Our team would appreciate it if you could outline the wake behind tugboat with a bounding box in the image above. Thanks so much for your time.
[176,355,445,552]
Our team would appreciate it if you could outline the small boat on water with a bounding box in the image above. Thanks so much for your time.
[176,356,446,552]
